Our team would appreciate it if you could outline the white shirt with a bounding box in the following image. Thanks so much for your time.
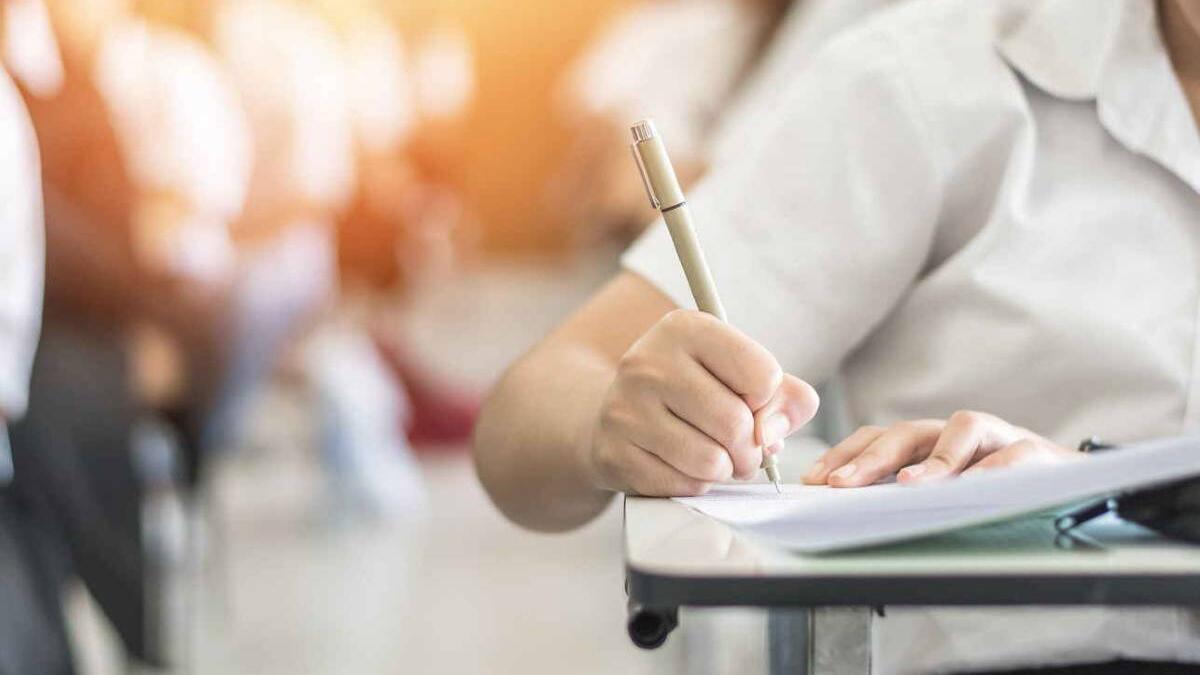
[0,67,44,421]
[566,0,768,160]
[95,17,252,281]
[623,0,1200,672]
[714,0,897,161]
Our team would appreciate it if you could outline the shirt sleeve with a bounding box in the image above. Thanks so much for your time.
[564,0,764,158]
[0,70,45,419]
[622,26,944,383]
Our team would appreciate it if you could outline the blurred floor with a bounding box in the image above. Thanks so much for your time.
[72,251,709,674]
[197,435,683,675]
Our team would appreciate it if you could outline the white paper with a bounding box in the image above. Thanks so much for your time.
[674,435,1200,552]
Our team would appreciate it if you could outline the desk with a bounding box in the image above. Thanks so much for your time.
[624,493,1200,674]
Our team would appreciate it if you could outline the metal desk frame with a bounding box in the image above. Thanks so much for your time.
[623,495,1200,674]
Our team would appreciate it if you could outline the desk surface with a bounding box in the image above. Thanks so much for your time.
[625,491,1200,608]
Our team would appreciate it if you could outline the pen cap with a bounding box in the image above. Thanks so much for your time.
[630,120,686,210]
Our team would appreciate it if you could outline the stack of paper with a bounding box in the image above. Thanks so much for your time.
[674,436,1200,552]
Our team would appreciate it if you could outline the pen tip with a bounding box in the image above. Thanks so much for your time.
[774,481,782,495]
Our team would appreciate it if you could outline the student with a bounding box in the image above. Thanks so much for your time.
[5,0,247,666]
[203,0,353,451]
[0,11,47,446]
[0,19,55,672]
[475,0,1200,672]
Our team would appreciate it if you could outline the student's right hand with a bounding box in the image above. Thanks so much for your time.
[586,309,820,496]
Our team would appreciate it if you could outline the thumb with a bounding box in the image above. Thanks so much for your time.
[754,374,820,448]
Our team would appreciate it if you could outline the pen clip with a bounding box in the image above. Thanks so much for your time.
[630,143,660,210]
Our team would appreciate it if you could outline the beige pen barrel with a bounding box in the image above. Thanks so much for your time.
[630,119,781,489]
[630,121,727,322]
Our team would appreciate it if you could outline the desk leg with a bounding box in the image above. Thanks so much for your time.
[811,608,872,675]
[768,609,811,675]
[769,608,872,675]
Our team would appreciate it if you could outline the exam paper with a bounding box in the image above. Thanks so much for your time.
[674,435,1200,552]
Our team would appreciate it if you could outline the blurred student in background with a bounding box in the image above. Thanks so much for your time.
[199,0,351,470]
[4,0,248,666]
[299,0,436,517]
[0,2,51,669]
[323,0,479,452]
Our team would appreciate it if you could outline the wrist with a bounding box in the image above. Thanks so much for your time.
[571,378,615,495]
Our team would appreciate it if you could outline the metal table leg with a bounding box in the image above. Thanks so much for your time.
[768,608,811,675]
[769,608,872,675]
[812,608,872,675]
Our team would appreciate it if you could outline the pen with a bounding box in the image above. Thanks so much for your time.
[629,119,783,493]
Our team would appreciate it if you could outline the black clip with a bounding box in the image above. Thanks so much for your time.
[1053,437,1121,534]
[1054,497,1118,534]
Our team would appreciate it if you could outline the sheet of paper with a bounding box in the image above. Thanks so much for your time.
[674,435,1200,553]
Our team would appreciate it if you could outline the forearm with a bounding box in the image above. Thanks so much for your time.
[473,342,616,532]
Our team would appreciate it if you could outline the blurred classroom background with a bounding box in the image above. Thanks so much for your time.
[0,0,881,672]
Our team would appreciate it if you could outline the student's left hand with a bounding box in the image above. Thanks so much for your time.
[803,410,1080,488]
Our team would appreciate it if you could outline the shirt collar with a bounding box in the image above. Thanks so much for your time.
[997,0,1200,194]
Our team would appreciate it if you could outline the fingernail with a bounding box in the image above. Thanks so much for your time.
[830,463,857,481]
[760,413,790,447]
[803,460,824,481]
[899,463,926,481]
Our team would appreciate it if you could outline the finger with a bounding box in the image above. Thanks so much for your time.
[901,410,1014,482]
[803,425,886,485]
[754,374,820,448]
[632,405,736,483]
[619,441,715,497]
[960,441,1035,476]
[829,420,943,488]
[657,357,759,478]
[763,440,784,458]
[962,439,1080,475]
[661,310,782,410]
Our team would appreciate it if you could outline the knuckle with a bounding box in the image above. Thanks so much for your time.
[732,446,763,477]
[949,409,983,428]
[598,399,632,431]
[731,342,781,399]
[695,449,730,482]
[714,406,754,449]
[590,443,625,486]
[731,409,756,444]
[660,309,701,335]
[616,349,654,379]
[615,354,669,393]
